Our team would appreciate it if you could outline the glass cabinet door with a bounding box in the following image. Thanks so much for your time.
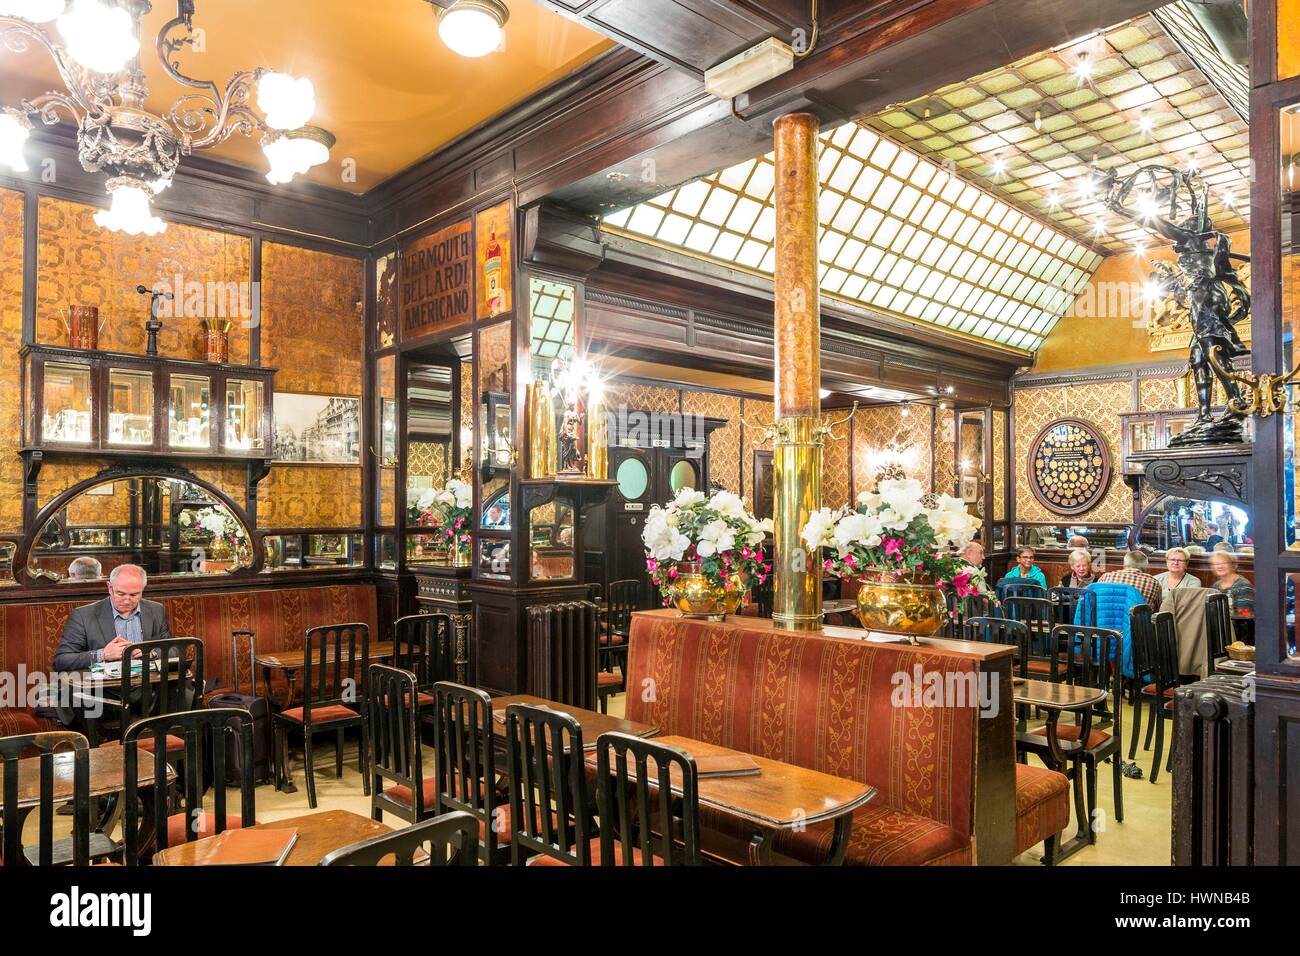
[224,378,265,452]
[41,361,93,444]
[106,368,154,445]
[169,374,211,449]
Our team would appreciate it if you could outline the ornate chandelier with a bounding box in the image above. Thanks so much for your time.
[0,0,335,235]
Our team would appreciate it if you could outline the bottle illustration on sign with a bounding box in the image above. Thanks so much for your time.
[484,225,505,316]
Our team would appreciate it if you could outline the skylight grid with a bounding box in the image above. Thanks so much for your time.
[603,121,1101,351]
[529,278,575,361]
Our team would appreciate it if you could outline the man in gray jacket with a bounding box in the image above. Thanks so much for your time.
[53,564,173,672]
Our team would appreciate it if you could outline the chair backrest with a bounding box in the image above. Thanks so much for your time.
[367,664,426,817]
[593,732,701,866]
[1205,592,1232,666]
[301,622,370,718]
[122,707,255,865]
[997,579,1047,601]
[0,730,90,867]
[1049,625,1123,732]
[502,702,594,865]
[1151,611,1181,692]
[1129,604,1155,680]
[606,579,641,635]
[1003,597,1053,654]
[1050,586,1097,627]
[962,616,1027,651]
[392,613,454,690]
[946,590,996,637]
[319,810,479,866]
[431,681,502,864]
[526,601,598,709]
[750,573,774,619]
[119,637,205,732]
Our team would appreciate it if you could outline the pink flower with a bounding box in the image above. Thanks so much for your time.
[668,568,678,579]
[884,538,903,559]
[952,571,974,598]
[824,559,834,571]
[647,558,659,572]
[844,554,857,569]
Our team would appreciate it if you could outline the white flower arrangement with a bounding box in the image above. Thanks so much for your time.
[642,486,772,604]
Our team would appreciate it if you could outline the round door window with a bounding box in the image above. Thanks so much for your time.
[616,457,648,500]
[669,460,697,494]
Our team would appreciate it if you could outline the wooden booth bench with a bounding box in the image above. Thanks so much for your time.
[625,609,1020,865]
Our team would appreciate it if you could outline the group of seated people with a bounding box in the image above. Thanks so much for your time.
[981,537,1255,627]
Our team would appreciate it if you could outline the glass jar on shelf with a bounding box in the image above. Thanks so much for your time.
[168,374,211,449]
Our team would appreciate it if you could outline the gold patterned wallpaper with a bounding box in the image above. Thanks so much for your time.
[257,466,362,529]
[933,412,956,499]
[820,411,851,508]
[740,397,772,507]
[992,409,1007,522]
[681,390,739,495]
[0,188,24,533]
[408,441,449,490]
[36,197,251,363]
[852,405,934,496]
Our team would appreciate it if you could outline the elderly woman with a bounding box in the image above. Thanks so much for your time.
[1210,551,1254,620]
[1155,547,1202,598]
[1059,548,1095,589]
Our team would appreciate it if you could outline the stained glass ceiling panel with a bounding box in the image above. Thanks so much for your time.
[603,122,1103,352]
[864,11,1250,254]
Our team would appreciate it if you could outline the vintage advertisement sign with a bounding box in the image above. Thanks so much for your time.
[400,218,472,341]
[476,200,512,319]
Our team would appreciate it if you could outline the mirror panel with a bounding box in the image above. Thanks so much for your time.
[28,476,253,581]
[529,495,575,580]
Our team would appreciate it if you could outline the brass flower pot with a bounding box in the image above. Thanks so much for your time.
[671,561,748,621]
[855,569,946,644]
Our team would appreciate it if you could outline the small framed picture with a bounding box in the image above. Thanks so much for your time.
[961,475,980,504]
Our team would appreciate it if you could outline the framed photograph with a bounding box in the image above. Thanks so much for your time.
[961,475,980,504]
[272,393,361,464]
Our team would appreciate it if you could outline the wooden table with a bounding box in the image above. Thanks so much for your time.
[491,694,657,749]
[8,745,172,864]
[153,809,391,867]
[585,733,876,865]
[1014,678,1106,863]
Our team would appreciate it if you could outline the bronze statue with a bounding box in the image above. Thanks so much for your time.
[1099,164,1250,447]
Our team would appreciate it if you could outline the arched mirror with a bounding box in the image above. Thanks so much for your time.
[669,459,697,495]
[27,475,254,582]
[1134,496,1252,556]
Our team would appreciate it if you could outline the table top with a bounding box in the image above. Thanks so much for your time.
[255,641,395,671]
[822,600,857,616]
[153,809,392,867]
[11,745,170,811]
[492,694,657,750]
[585,733,875,829]
[1013,679,1107,711]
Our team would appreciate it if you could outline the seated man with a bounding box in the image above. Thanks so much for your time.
[53,564,173,671]
[961,538,985,569]
[1098,550,1162,612]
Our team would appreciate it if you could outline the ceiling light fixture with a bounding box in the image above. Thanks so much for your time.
[990,154,1007,179]
[1073,51,1093,84]
[1137,110,1153,136]
[437,0,508,58]
[0,2,333,234]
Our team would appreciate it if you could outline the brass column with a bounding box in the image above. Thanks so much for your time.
[772,112,822,632]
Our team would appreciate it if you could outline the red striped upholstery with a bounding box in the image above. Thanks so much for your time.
[624,611,986,865]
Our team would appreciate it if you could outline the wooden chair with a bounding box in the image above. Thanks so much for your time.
[1025,625,1125,831]
[600,578,640,680]
[1050,586,1097,627]
[946,591,996,639]
[1127,604,1156,761]
[1205,592,1233,675]
[997,579,1048,602]
[1004,597,1058,679]
[1142,611,1180,783]
[0,730,92,867]
[593,731,702,866]
[319,810,479,866]
[121,707,256,866]
[964,616,1030,731]
[367,664,434,825]
[430,681,508,865]
[501,702,594,865]
[750,573,774,619]
[272,622,370,809]
[391,613,455,707]
[93,636,204,751]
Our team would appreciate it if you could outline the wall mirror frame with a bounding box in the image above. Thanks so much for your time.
[18,463,265,586]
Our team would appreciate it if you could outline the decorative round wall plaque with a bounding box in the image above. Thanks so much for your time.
[1027,418,1112,516]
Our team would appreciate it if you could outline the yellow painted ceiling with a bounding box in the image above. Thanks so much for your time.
[0,0,612,192]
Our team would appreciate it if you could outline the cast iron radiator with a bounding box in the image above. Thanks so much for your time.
[1171,674,1254,866]
[526,601,598,711]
